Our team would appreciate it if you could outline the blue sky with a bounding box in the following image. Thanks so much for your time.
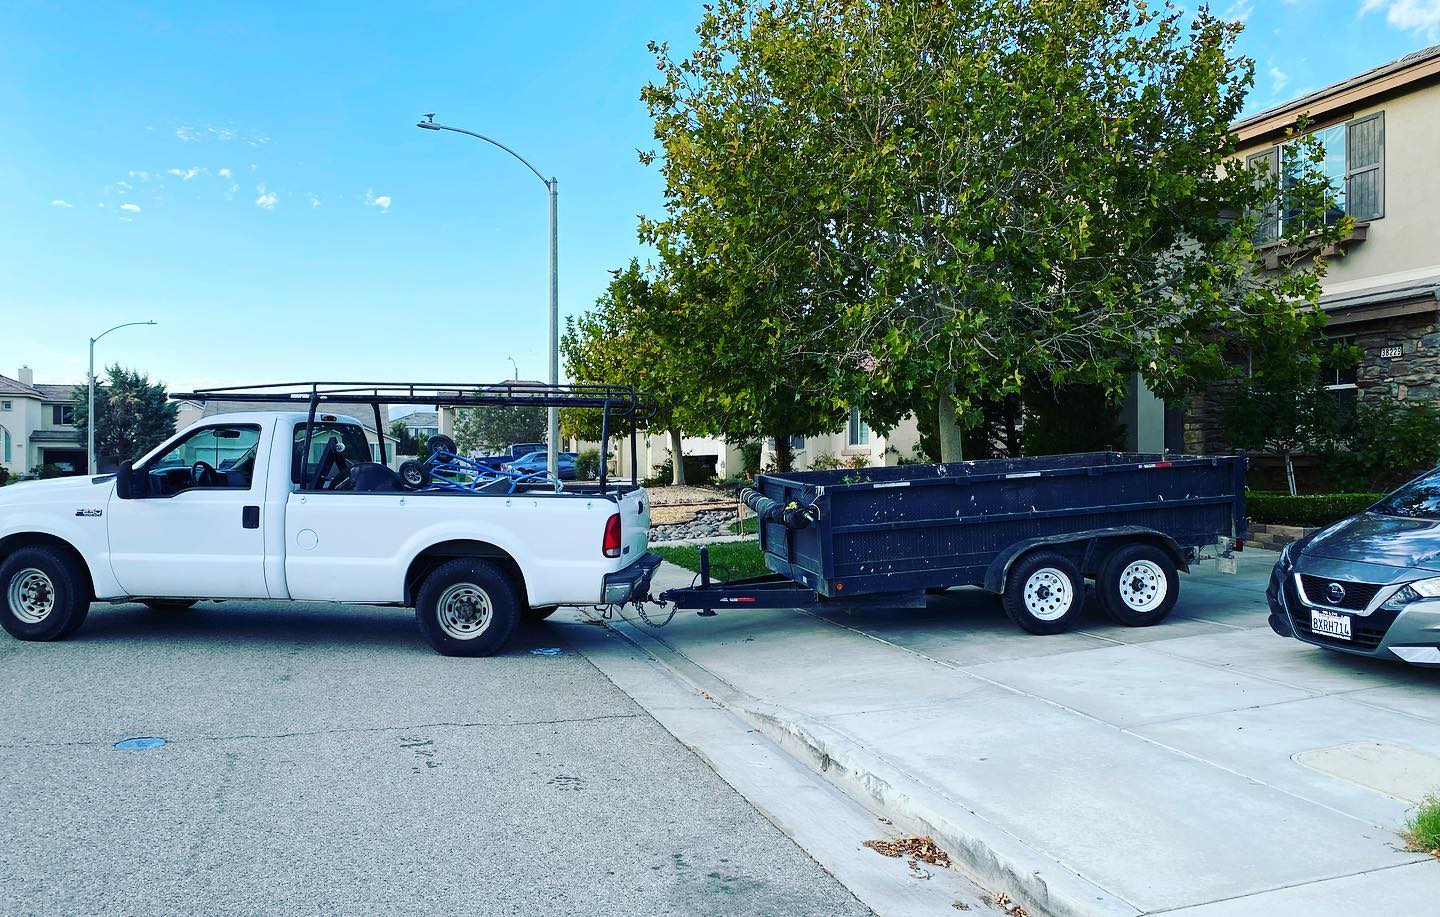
[1,1,1436,393]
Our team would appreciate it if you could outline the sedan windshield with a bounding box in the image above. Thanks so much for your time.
[1372,469,1440,520]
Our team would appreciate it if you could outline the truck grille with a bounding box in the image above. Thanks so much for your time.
[1297,574,1382,611]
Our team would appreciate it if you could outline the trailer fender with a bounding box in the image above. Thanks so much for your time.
[984,527,1190,594]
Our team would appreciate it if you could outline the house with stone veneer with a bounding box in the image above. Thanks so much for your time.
[1185,44,1440,454]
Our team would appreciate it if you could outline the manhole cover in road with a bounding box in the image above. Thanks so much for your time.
[114,737,167,751]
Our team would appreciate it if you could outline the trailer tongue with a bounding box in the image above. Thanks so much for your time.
[658,451,1247,635]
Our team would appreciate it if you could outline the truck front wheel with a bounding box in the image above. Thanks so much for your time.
[1002,552,1085,635]
[0,546,91,642]
[415,559,519,657]
[1095,544,1179,627]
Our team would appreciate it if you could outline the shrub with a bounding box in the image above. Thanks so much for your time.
[0,467,7,486]
[741,440,761,477]
[576,448,601,481]
[1404,794,1440,855]
[1315,399,1440,493]
[808,453,844,471]
[1247,491,1383,527]
[645,454,717,487]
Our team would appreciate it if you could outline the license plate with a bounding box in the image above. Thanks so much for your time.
[1311,609,1353,640]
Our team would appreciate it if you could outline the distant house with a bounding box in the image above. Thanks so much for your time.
[0,366,86,476]
[392,410,440,449]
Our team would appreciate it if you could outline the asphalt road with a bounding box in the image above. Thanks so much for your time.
[0,601,870,917]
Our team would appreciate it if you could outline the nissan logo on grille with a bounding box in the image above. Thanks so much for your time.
[1326,582,1347,605]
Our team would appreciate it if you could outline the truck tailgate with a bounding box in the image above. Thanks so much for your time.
[616,487,651,562]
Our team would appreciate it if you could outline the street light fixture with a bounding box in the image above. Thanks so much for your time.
[417,113,561,477]
[88,320,158,474]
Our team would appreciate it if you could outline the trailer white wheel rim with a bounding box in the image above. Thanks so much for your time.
[436,583,493,640]
[1117,560,1166,613]
[1023,568,1072,621]
[8,568,56,624]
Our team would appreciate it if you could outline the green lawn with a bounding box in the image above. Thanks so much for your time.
[653,540,769,580]
[726,516,759,535]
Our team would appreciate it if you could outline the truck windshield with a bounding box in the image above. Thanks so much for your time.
[1372,470,1440,519]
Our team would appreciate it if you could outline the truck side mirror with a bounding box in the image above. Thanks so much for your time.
[116,461,135,500]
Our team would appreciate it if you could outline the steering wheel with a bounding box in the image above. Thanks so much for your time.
[191,461,217,487]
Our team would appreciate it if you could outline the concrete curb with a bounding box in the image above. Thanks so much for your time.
[605,610,1140,917]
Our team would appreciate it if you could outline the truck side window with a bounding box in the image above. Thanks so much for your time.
[146,425,262,496]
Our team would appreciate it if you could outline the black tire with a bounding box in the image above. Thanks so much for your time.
[0,546,91,642]
[1095,543,1179,627]
[142,599,197,613]
[426,434,458,456]
[415,559,520,657]
[399,460,431,488]
[524,605,559,622]
[1001,551,1085,635]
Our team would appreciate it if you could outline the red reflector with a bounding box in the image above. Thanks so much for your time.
[602,513,622,558]
[1234,539,1245,552]
[736,597,756,603]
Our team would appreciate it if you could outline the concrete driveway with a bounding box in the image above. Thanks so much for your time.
[598,548,1440,916]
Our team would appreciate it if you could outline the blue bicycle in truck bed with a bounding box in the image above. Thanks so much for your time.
[399,435,563,494]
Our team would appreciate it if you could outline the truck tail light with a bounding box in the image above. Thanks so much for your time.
[603,513,622,558]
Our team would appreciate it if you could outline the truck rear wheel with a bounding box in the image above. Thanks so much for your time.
[1096,544,1179,627]
[1002,552,1085,635]
[415,559,519,657]
[0,546,91,642]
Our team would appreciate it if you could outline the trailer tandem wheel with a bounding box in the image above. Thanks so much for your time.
[1095,543,1180,627]
[1002,551,1086,635]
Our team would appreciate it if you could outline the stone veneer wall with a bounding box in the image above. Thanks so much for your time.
[1182,309,1440,455]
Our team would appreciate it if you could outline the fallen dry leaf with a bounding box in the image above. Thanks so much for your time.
[863,835,952,868]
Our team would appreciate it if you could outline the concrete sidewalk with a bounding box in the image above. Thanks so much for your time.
[585,549,1440,916]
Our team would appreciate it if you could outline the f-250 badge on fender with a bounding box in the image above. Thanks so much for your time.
[75,508,102,517]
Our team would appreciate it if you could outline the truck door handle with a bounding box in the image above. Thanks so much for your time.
[242,506,260,529]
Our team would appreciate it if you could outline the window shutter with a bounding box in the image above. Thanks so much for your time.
[1247,147,1280,243]
[1346,112,1384,221]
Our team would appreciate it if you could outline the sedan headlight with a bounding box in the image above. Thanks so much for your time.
[1381,576,1440,611]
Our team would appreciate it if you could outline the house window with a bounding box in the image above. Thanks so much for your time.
[2,426,10,463]
[847,407,870,446]
[51,405,76,426]
[1247,112,1384,243]
[0,400,11,411]
[1324,337,1359,401]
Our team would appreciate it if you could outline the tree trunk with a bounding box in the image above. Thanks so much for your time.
[774,433,794,473]
[669,428,686,485]
[1284,451,1297,497]
[937,385,965,463]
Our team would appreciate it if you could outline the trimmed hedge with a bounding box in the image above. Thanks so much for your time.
[1247,491,1383,528]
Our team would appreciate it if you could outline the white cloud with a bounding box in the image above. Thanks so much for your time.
[255,184,277,210]
[119,202,141,212]
[217,167,232,178]
[50,199,73,208]
[128,170,150,182]
[308,193,321,208]
[1362,0,1440,37]
[166,167,204,181]
[175,126,201,142]
[365,189,391,211]
[1222,0,1256,22]
[1268,61,1291,96]
[208,126,236,141]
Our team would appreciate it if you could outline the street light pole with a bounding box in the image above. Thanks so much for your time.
[87,320,157,474]
[417,114,561,477]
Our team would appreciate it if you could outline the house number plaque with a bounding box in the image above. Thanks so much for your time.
[1380,345,1403,359]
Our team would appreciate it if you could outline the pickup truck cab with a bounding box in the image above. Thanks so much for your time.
[0,411,656,656]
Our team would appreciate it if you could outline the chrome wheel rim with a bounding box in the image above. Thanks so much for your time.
[403,467,423,485]
[1118,560,1166,613]
[1023,568,1072,621]
[8,568,56,624]
[436,583,492,640]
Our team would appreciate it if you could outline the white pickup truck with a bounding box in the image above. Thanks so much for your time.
[0,410,657,656]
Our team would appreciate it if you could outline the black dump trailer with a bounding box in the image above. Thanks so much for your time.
[660,451,1246,634]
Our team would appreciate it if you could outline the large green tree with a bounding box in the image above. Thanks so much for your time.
[642,0,1345,460]
[73,365,178,468]
[452,405,547,455]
